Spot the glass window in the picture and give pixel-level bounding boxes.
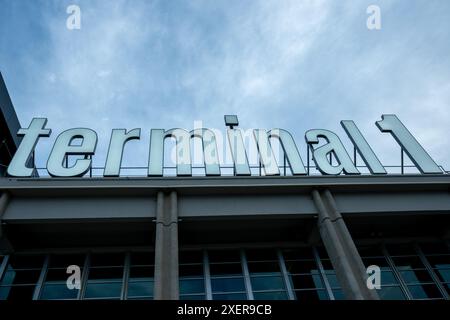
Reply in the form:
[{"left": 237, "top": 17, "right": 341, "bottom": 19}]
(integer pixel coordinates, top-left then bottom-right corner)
[
  {"left": 209, "top": 263, "right": 242, "bottom": 277},
  {"left": 180, "top": 279, "right": 204, "bottom": 295},
  {"left": 208, "top": 250, "right": 241, "bottom": 263},
  {"left": 40, "top": 283, "right": 78, "bottom": 300},
  {"left": 90, "top": 253, "right": 124, "bottom": 267},
  {"left": 399, "top": 269, "right": 433, "bottom": 284},
  {"left": 284, "top": 260, "right": 319, "bottom": 274},
  {"left": 179, "top": 251, "right": 203, "bottom": 264},
  {"left": 251, "top": 276, "right": 285, "bottom": 291},
  {"left": 408, "top": 284, "right": 442, "bottom": 299},
  {"left": 127, "top": 281, "right": 153, "bottom": 298},
  {"left": 282, "top": 248, "right": 314, "bottom": 261},
  {"left": 246, "top": 249, "right": 278, "bottom": 262},
  {"left": 212, "top": 293, "right": 247, "bottom": 300},
  {"left": 295, "top": 289, "right": 329, "bottom": 300},
  {"left": 0, "top": 285, "right": 36, "bottom": 300},
  {"left": 253, "top": 291, "right": 287, "bottom": 300},
  {"left": 48, "top": 254, "right": 85, "bottom": 269},
  {"left": 130, "top": 252, "right": 154, "bottom": 266},
  {"left": 211, "top": 277, "right": 245, "bottom": 292},
  {"left": 180, "top": 264, "right": 204, "bottom": 277},
  {"left": 84, "top": 282, "right": 122, "bottom": 299},
  {"left": 378, "top": 286, "right": 406, "bottom": 300},
  {"left": 290, "top": 273, "right": 324, "bottom": 290},
  {"left": 247, "top": 262, "right": 281, "bottom": 276},
  {"left": 180, "top": 294, "right": 205, "bottom": 300}
]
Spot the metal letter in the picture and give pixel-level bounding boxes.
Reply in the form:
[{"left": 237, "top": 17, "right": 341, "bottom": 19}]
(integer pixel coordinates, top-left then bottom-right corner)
[
  {"left": 253, "top": 129, "right": 280, "bottom": 176},
  {"left": 7, "top": 118, "right": 51, "bottom": 177},
  {"left": 191, "top": 129, "right": 220, "bottom": 176},
  {"left": 148, "top": 129, "right": 192, "bottom": 176},
  {"left": 268, "top": 129, "right": 307, "bottom": 175},
  {"left": 47, "top": 128, "right": 97, "bottom": 177},
  {"left": 341, "top": 120, "right": 386, "bottom": 174},
  {"left": 305, "top": 129, "right": 360, "bottom": 175},
  {"left": 227, "top": 129, "right": 251, "bottom": 176},
  {"left": 104, "top": 128, "right": 141, "bottom": 177},
  {"left": 375, "top": 114, "right": 442, "bottom": 174}
]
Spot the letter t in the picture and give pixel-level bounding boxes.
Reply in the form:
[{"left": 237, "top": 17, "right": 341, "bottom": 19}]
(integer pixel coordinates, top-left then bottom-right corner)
[{"left": 7, "top": 118, "right": 51, "bottom": 177}]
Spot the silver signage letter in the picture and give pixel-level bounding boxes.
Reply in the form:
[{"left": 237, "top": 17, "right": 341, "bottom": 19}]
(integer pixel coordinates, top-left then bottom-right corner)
[
  {"left": 7, "top": 118, "right": 51, "bottom": 177},
  {"left": 305, "top": 129, "right": 360, "bottom": 175},
  {"left": 253, "top": 129, "right": 279, "bottom": 176},
  {"left": 104, "top": 128, "right": 141, "bottom": 177},
  {"left": 148, "top": 129, "right": 192, "bottom": 176},
  {"left": 227, "top": 129, "right": 251, "bottom": 176},
  {"left": 47, "top": 128, "right": 97, "bottom": 177},
  {"left": 376, "top": 114, "right": 442, "bottom": 174},
  {"left": 191, "top": 128, "right": 220, "bottom": 176},
  {"left": 341, "top": 120, "right": 386, "bottom": 174},
  {"left": 268, "top": 129, "right": 307, "bottom": 175}
]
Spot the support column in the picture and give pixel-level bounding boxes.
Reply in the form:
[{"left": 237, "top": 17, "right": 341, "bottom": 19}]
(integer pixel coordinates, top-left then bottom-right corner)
[
  {"left": 154, "top": 191, "right": 179, "bottom": 300},
  {"left": 0, "top": 192, "right": 13, "bottom": 253},
  {"left": 312, "top": 189, "right": 379, "bottom": 300}
]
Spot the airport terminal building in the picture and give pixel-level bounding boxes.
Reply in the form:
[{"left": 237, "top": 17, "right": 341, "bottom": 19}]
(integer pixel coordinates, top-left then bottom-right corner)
[{"left": 0, "top": 72, "right": 449, "bottom": 301}]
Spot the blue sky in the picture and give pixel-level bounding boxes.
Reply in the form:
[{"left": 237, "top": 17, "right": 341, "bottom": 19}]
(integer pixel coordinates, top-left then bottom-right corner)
[{"left": 0, "top": 0, "right": 449, "bottom": 172}]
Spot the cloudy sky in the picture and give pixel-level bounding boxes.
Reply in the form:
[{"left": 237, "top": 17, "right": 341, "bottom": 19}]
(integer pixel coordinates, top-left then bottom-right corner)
[{"left": 0, "top": 0, "right": 449, "bottom": 173}]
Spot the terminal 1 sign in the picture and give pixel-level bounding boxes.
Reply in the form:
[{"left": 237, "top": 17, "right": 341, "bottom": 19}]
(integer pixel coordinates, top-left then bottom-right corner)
[{"left": 6, "top": 114, "right": 443, "bottom": 178}]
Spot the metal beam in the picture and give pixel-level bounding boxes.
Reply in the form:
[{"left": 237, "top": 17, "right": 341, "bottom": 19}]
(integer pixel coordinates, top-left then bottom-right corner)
[{"left": 312, "top": 189, "right": 379, "bottom": 300}]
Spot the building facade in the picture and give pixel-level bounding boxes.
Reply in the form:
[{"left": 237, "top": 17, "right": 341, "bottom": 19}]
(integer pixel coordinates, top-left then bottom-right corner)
[{"left": 0, "top": 73, "right": 449, "bottom": 301}]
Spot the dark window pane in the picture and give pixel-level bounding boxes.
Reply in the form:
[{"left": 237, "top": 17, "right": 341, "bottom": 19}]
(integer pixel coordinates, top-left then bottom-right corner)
[
  {"left": 246, "top": 249, "right": 278, "bottom": 262},
  {"left": 362, "top": 257, "right": 391, "bottom": 270},
  {"left": 400, "top": 270, "right": 433, "bottom": 284},
  {"left": 7, "top": 255, "right": 44, "bottom": 269},
  {"left": 357, "top": 245, "right": 384, "bottom": 258},
  {"left": 295, "top": 289, "right": 329, "bottom": 300},
  {"left": 290, "top": 273, "right": 324, "bottom": 290},
  {"left": 129, "top": 266, "right": 154, "bottom": 280},
  {"left": 326, "top": 273, "right": 341, "bottom": 288},
  {"left": 213, "top": 293, "right": 247, "bottom": 300},
  {"left": 211, "top": 277, "right": 245, "bottom": 292},
  {"left": 436, "top": 268, "right": 450, "bottom": 283},
  {"left": 209, "top": 263, "right": 242, "bottom": 276},
  {"left": 179, "top": 264, "right": 203, "bottom": 277},
  {"left": 380, "top": 271, "right": 399, "bottom": 285},
  {"left": 408, "top": 284, "right": 442, "bottom": 299},
  {"left": 426, "top": 255, "right": 450, "bottom": 269},
  {"left": 84, "top": 281, "right": 122, "bottom": 298},
  {"left": 419, "top": 243, "right": 450, "bottom": 255},
  {"left": 247, "top": 262, "right": 280, "bottom": 275},
  {"left": 284, "top": 260, "right": 319, "bottom": 274},
  {"left": 179, "top": 251, "right": 203, "bottom": 264},
  {"left": 208, "top": 250, "right": 241, "bottom": 263},
  {"left": 251, "top": 276, "right": 285, "bottom": 291},
  {"left": 1, "top": 270, "right": 41, "bottom": 285},
  {"left": 127, "top": 281, "right": 153, "bottom": 297},
  {"left": 0, "top": 285, "right": 36, "bottom": 300},
  {"left": 46, "top": 268, "right": 81, "bottom": 282},
  {"left": 282, "top": 248, "right": 314, "bottom": 260},
  {"left": 128, "top": 296, "right": 153, "bottom": 300},
  {"left": 378, "top": 286, "right": 406, "bottom": 300},
  {"left": 332, "top": 289, "right": 345, "bottom": 300},
  {"left": 49, "top": 254, "right": 85, "bottom": 269},
  {"left": 40, "top": 283, "right": 78, "bottom": 300},
  {"left": 253, "top": 291, "right": 287, "bottom": 300},
  {"left": 180, "top": 294, "right": 205, "bottom": 300},
  {"left": 320, "top": 259, "right": 335, "bottom": 273},
  {"left": 386, "top": 243, "right": 416, "bottom": 256},
  {"left": 90, "top": 253, "right": 124, "bottom": 267},
  {"left": 180, "top": 279, "right": 204, "bottom": 295},
  {"left": 88, "top": 267, "right": 123, "bottom": 281},
  {"left": 130, "top": 252, "right": 154, "bottom": 266},
  {"left": 392, "top": 256, "right": 425, "bottom": 270}
]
